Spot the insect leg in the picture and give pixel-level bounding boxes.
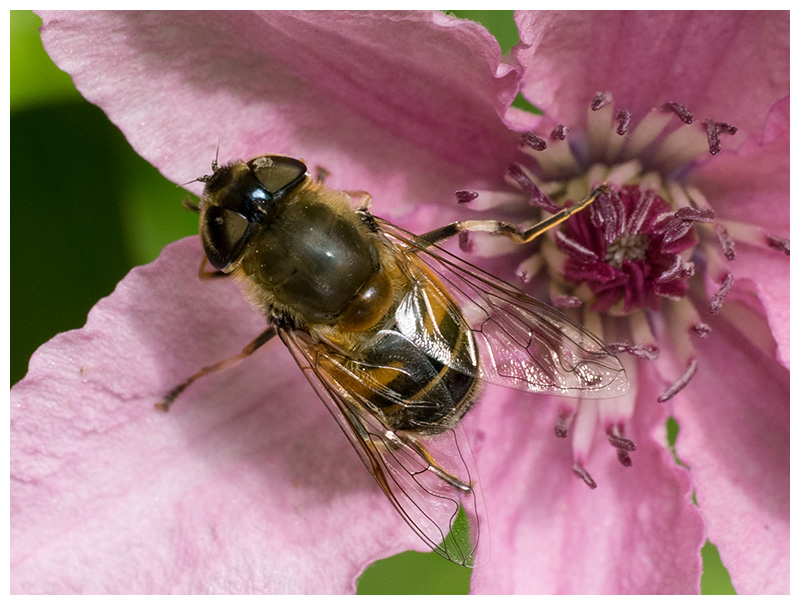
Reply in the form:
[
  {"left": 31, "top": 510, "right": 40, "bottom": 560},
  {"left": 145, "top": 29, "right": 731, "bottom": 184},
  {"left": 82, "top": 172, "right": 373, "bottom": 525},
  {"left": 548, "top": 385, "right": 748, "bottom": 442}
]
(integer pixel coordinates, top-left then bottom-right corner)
[
  {"left": 156, "top": 326, "right": 278, "bottom": 411},
  {"left": 390, "top": 431, "right": 473, "bottom": 493},
  {"left": 418, "top": 184, "right": 610, "bottom": 246}
]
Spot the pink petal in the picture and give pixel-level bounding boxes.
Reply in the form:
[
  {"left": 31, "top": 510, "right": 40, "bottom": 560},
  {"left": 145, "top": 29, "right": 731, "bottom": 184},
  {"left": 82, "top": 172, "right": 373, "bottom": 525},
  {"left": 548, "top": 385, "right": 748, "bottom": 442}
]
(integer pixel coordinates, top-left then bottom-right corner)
[
  {"left": 673, "top": 300, "right": 789, "bottom": 594},
  {"left": 515, "top": 11, "right": 789, "bottom": 139},
  {"left": 469, "top": 372, "right": 704, "bottom": 594},
  {"left": 11, "top": 239, "right": 420, "bottom": 594},
  {"left": 38, "top": 10, "right": 521, "bottom": 216}
]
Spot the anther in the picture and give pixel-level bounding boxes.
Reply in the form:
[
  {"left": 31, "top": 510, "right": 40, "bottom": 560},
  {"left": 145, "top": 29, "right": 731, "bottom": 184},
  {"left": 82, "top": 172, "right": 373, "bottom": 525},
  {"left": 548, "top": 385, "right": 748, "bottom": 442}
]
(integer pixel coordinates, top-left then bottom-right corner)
[
  {"left": 551, "top": 124, "right": 569, "bottom": 140},
  {"left": 572, "top": 462, "right": 597, "bottom": 489},
  {"left": 626, "top": 189, "right": 655, "bottom": 234},
  {"left": 608, "top": 342, "right": 659, "bottom": 360},
  {"left": 657, "top": 255, "right": 695, "bottom": 282},
  {"left": 703, "top": 119, "right": 738, "bottom": 155},
  {"left": 455, "top": 190, "right": 479, "bottom": 204},
  {"left": 616, "top": 109, "right": 632, "bottom": 135},
  {"left": 766, "top": 234, "right": 790, "bottom": 255},
  {"left": 606, "top": 425, "right": 636, "bottom": 467},
  {"left": 554, "top": 230, "right": 599, "bottom": 263},
  {"left": 662, "top": 102, "right": 694, "bottom": 124},
  {"left": 458, "top": 231, "right": 473, "bottom": 253},
  {"left": 716, "top": 225, "right": 737, "bottom": 261},
  {"left": 520, "top": 132, "right": 547, "bottom": 151},
  {"left": 710, "top": 273, "right": 734, "bottom": 314},
  {"left": 506, "top": 164, "right": 560, "bottom": 213},
  {"left": 657, "top": 358, "right": 698, "bottom": 402},
  {"left": 551, "top": 295, "right": 584, "bottom": 308},
  {"left": 674, "top": 207, "right": 716, "bottom": 222},
  {"left": 606, "top": 426, "right": 637, "bottom": 452},
  {"left": 691, "top": 323, "right": 711, "bottom": 338},
  {"left": 591, "top": 91, "right": 612, "bottom": 111},
  {"left": 555, "top": 408, "right": 574, "bottom": 438}
]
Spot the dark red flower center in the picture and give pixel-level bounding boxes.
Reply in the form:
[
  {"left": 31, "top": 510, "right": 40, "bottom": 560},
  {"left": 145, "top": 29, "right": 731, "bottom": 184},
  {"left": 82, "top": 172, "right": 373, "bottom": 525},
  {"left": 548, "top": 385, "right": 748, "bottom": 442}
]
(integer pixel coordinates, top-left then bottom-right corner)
[{"left": 556, "top": 185, "right": 705, "bottom": 314}]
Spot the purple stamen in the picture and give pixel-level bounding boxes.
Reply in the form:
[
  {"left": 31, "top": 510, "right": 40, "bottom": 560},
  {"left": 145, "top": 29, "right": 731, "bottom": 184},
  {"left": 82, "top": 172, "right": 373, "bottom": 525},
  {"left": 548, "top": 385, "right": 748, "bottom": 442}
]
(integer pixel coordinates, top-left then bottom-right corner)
[
  {"left": 657, "top": 358, "right": 698, "bottom": 402},
  {"left": 506, "top": 164, "right": 561, "bottom": 213},
  {"left": 691, "top": 323, "right": 711, "bottom": 338},
  {"left": 455, "top": 190, "right": 479, "bottom": 204},
  {"left": 591, "top": 91, "right": 612, "bottom": 111},
  {"left": 710, "top": 273, "right": 734, "bottom": 314},
  {"left": 554, "top": 230, "right": 599, "bottom": 263},
  {"left": 606, "top": 427, "right": 637, "bottom": 452},
  {"left": 662, "top": 102, "right": 694, "bottom": 124},
  {"left": 716, "top": 225, "right": 737, "bottom": 260},
  {"left": 573, "top": 462, "right": 597, "bottom": 489},
  {"left": 555, "top": 409, "right": 573, "bottom": 438},
  {"left": 658, "top": 255, "right": 695, "bottom": 282},
  {"left": 551, "top": 295, "right": 584, "bottom": 308},
  {"left": 766, "top": 234, "right": 790, "bottom": 255},
  {"left": 674, "top": 207, "right": 716, "bottom": 222},
  {"left": 458, "top": 231, "right": 473, "bottom": 253},
  {"left": 520, "top": 131, "right": 547, "bottom": 151},
  {"left": 616, "top": 108, "right": 632, "bottom": 135},
  {"left": 551, "top": 124, "right": 569, "bottom": 140},
  {"left": 626, "top": 189, "right": 655, "bottom": 234},
  {"left": 703, "top": 119, "right": 738, "bottom": 155},
  {"left": 608, "top": 342, "right": 659, "bottom": 360}
]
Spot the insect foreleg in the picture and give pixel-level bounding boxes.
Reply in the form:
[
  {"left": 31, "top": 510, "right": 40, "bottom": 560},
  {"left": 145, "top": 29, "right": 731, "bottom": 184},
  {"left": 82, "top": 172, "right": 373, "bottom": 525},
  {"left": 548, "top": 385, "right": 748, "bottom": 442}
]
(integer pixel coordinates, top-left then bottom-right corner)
[
  {"left": 417, "top": 184, "right": 610, "bottom": 247},
  {"left": 156, "top": 326, "right": 278, "bottom": 411}
]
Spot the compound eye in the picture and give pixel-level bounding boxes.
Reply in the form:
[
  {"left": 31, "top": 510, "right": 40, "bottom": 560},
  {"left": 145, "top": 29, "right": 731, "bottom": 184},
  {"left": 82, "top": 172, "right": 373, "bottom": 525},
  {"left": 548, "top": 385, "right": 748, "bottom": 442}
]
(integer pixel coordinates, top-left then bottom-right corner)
[
  {"left": 248, "top": 155, "right": 307, "bottom": 196},
  {"left": 200, "top": 206, "right": 250, "bottom": 271}
]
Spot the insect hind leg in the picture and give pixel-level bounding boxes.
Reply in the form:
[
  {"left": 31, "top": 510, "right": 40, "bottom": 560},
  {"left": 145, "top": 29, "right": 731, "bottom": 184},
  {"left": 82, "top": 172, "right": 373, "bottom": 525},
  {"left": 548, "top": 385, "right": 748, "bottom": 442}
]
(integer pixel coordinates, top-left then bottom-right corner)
[{"left": 418, "top": 184, "right": 610, "bottom": 247}]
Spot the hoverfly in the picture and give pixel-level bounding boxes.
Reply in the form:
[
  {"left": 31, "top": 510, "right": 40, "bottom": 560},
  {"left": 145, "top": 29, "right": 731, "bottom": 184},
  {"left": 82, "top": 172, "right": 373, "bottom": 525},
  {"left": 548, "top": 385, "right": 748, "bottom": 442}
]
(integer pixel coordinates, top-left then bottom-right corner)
[{"left": 158, "top": 154, "right": 628, "bottom": 566}]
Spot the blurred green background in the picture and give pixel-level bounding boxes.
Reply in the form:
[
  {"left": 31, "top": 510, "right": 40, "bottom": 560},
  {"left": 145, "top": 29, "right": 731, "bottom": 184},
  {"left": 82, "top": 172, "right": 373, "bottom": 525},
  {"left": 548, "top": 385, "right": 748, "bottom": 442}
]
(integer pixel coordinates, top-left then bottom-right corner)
[{"left": 10, "top": 9, "right": 735, "bottom": 595}]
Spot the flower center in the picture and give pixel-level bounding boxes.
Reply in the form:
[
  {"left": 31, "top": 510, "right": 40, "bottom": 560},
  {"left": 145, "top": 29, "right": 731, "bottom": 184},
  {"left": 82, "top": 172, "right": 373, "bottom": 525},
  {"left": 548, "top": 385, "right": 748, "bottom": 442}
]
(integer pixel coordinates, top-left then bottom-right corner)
[
  {"left": 605, "top": 232, "right": 649, "bottom": 266},
  {"left": 554, "top": 183, "right": 702, "bottom": 314}
]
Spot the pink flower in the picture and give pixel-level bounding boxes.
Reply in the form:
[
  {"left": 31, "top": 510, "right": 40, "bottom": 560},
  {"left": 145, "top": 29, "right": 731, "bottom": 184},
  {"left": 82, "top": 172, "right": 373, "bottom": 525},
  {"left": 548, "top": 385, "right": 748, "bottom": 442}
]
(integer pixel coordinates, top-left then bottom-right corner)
[{"left": 12, "top": 10, "right": 787, "bottom": 594}]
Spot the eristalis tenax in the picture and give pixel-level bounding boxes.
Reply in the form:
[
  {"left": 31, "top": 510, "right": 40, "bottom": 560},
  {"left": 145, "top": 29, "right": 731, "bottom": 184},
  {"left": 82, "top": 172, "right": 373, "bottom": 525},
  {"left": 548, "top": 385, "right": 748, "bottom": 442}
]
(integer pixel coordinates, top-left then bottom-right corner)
[{"left": 158, "top": 154, "right": 628, "bottom": 566}]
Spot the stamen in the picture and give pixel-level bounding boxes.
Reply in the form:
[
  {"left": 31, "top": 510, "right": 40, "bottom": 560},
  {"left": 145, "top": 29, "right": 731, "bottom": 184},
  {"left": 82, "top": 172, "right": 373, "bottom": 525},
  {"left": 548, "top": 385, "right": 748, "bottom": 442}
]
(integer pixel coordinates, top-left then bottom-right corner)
[
  {"left": 608, "top": 342, "right": 659, "bottom": 360},
  {"left": 716, "top": 224, "right": 737, "bottom": 260},
  {"left": 520, "top": 132, "right": 547, "bottom": 151},
  {"left": 662, "top": 102, "right": 694, "bottom": 124},
  {"left": 766, "top": 234, "right": 790, "bottom": 255},
  {"left": 626, "top": 189, "right": 655, "bottom": 234},
  {"left": 591, "top": 91, "right": 612, "bottom": 111},
  {"left": 555, "top": 408, "right": 574, "bottom": 438},
  {"left": 616, "top": 109, "right": 632, "bottom": 135},
  {"left": 551, "top": 295, "right": 583, "bottom": 308},
  {"left": 572, "top": 462, "right": 597, "bottom": 489},
  {"left": 516, "top": 255, "right": 543, "bottom": 284},
  {"left": 455, "top": 190, "right": 479, "bottom": 204},
  {"left": 506, "top": 164, "right": 560, "bottom": 213},
  {"left": 710, "top": 273, "right": 734, "bottom": 314},
  {"left": 654, "top": 214, "right": 691, "bottom": 245},
  {"left": 554, "top": 230, "right": 599, "bottom": 263},
  {"left": 657, "top": 255, "right": 695, "bottom": 282},
  {"left": 607, "top": 424, "right": 636, "bottom": 467},
  {"left": 657, "top": 358, "right": 698, "bottom": 402},
  {"left": 606, "top": 426, "right": 637, "bottom": 452},
  {"left": 674, "top": 206, "right": 716, "bottom": 222},
  {"left": 458, "top": 231, "right": 473, "bottom": 253},
  {"left": 691, "top": 323, "right": 711, "bottom": 338},
  {"left": 657, "top": 208, "right": 714, "bottom": 245},
  {"left": 551, "top": 124, "right": 569, "bottom": 140},
  {"left": 703, "top": 119, "right": 738, "bottom": 155}
]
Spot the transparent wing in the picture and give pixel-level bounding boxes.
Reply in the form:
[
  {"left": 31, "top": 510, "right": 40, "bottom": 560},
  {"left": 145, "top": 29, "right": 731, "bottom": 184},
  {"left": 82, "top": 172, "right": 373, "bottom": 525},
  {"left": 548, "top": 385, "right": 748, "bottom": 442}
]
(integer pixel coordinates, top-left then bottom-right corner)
[
  {"left": 278, "top": 327, "right": 484, "bottom": 567},
  {"left": 375, "top": 217, "right": 628, "bottom": 399}
]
